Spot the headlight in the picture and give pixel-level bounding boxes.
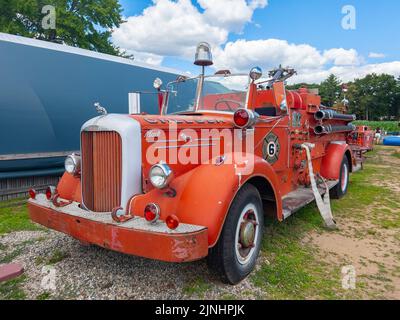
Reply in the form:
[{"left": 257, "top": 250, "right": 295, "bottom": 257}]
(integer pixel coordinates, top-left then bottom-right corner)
[
  {"left": 65, "top": 154, "right": 81, "bottom": 176},
  {"left": 149, "top": 162, "right": 173, "bottom": 189}
]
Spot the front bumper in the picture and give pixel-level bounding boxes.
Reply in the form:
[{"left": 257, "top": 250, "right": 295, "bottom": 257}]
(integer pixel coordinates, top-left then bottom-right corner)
[{"left": 28, "top": 195, "right": 208, "bottom": 262}]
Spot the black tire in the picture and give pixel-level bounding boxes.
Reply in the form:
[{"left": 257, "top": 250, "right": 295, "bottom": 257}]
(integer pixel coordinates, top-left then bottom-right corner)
[
  {"left": 207, "top": 184, "right": 264, "bottom": 285},
  {"left": 330, "top": 156, "right": 350, "bottom": 199}
]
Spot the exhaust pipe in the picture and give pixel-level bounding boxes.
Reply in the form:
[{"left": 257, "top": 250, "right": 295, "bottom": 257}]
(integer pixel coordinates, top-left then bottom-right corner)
[
  {"left": 314, "top": 123, "right": 356, "bottom": 135},
  {"left": 314, "top": 109, "right": 356, "bottom": 122}
]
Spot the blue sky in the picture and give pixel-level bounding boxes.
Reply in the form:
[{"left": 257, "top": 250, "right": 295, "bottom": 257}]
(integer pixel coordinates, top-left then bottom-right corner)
[{"left": 115, "top": 0, "right": 400, "bottom": 83}]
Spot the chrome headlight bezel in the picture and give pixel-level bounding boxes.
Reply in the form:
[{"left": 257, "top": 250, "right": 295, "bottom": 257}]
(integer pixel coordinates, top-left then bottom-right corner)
[
  {"left": 149, "top": 162, "right": 173, "bottom": 189},
  {"left": 65, "top": 154, "right": 81, "bottom": 176}
]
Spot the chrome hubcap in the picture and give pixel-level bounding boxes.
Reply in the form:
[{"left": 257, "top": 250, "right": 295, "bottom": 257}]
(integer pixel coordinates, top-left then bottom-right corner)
[
  {"left": 240, "top": 220, "right": 256, "bottom": 248},
  {"left": 235, "top": 204, "right": 260, "bottom": 265}
]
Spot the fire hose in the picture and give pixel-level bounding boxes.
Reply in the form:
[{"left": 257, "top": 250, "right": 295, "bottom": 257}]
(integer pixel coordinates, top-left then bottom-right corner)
[{"left": 301, "top": 143, "right": 338, "bottom": 230}]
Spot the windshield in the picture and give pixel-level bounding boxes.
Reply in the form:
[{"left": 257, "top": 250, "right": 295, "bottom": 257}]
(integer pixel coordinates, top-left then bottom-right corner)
[{"left": 164, "top": 75, "right": 249, "bottom": 114}]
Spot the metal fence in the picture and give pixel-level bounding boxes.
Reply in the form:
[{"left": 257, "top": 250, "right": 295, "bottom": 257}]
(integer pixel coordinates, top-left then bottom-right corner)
[{"left": 0, "top": 175, "right": 61, "bottom": 201}]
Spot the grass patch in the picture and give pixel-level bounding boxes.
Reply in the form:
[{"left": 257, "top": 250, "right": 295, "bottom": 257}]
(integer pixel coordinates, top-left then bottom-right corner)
[
  {"left": 392, "top": 151, "right": 400, "bottom": 159},
  {"left": 36, "top": 292, "right": 51, "bottom": 300},
  {"left": 252, "top": 214, "right": 345, "bottom": 300},
  {"left": 47, "top": 249, "right": 69, "bottom": 265},
  {"left": 0, "top": 247, "right": 24, "bottom": 264},
  {"left": 0, "top": 275, "right": 27, "bottom": 300},
  {"left": 0, "top": 203, "right": 42, "bottom": 235},
  {"left": 251, "top": 146, "right": 399, "bottom": 300},
  {"left": 183, "top": 277, "right": 211, "bottom": 298}
]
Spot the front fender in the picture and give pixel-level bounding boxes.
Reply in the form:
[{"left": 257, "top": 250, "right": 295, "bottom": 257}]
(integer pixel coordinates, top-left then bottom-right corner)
[
  {"left": 176, "top": 154, "right": 282, "bottom": 247},
  {"left": 320, "top": 143, "right": 352, "bottom": 180},
  {"left": 57, "top": 172, "right": 82, "bottom": 203}
]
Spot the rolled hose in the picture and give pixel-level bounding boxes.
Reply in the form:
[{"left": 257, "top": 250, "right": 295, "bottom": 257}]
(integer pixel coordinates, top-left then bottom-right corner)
[
  {"left": 314, "top": 109, "right": 356, "bottom": 122},
  {"left": 314, "top": 123, "right": 356, "bottom": 135}
]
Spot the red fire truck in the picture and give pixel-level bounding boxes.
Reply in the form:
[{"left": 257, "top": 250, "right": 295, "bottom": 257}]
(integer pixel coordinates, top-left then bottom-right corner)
[{"left": 28, "top": 43, "right": 371, "bottom": 284}]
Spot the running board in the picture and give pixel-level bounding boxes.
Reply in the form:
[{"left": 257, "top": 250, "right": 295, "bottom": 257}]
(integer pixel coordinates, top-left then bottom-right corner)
[{"left": 282, "top": 180, "right": 339, "bottom": 220}]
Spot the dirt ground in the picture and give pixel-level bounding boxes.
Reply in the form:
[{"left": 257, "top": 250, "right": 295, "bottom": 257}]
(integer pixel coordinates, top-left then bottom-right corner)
[
  {"left": 303, "top": 146, "right": 400, "bottom": 299},
  {"left": 0, "top": 146, "right": 399, "bottom": 300}
]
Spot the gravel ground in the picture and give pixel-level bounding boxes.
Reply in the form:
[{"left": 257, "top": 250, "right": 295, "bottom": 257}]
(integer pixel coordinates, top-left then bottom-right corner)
[{"left": 0, "top": 229, "right": 263, "bottom": 300}]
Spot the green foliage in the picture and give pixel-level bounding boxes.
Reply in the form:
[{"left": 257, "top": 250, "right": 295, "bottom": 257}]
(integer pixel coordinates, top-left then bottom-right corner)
[
  {"left": 291, "top": 73, "right": 400, "bottom": 121},
  {"left": 347, "top": 74, "right": 400, "bottom": 121},
  {"left": 354, "top": 121, "right": 399, "bottom": 133},
  {"left": 319, "top": 74, "right": 342, "bottom": 107},
  {"left": 286, "top": 83, "right": 320, "bottom": 91},
  {"left": 0, "top": 0, "right": 125, "bottom": 56}
]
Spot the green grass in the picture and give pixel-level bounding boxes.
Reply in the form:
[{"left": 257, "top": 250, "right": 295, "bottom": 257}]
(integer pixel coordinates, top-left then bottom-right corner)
[
  {"left": 251, "top": 146, "right": 399, "bottom": 299},
  {"left": 183, "top": 277, "right": 211, "bottom": 298},
  {"left": 354, "top": 121, "right": 399, "bottom": 133},
  {"left": 0, "top": 202, "right": 42, "bottom": 235},
  {"left": 252, "top": 211, "right": 346, "bottom": 300},
  {"left": 0, "top": 275, "right": 27, "bottom": 300},
  {"left": 36, "top": 292, "right": 51, "bottom": 300},
  {"left": 392, "top": 151, "right": 400, "bottom": 159},
  {"left": 47, "top": 249, "right": 69, "bottom": 264}
]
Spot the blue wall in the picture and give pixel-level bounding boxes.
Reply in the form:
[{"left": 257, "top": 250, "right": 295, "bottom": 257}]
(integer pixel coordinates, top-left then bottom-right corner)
[{"left": 0, "top": 37, "right": 180, "bottom": 175}]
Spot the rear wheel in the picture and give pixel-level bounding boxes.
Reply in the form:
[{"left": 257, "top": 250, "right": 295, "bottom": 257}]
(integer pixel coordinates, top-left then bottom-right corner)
[
  {"left": 207, "top": 184, "right": 264, "bottom": 285},
  {"left": 330, "top": 156, "right": 350, "bottom": 199}
]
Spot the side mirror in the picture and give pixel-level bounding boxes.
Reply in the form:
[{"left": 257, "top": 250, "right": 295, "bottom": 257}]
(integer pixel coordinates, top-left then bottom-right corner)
[
  {"left": 249, "top": 67, "right": 263, "bottom": 81},
  {"left": 153, "top": 78, "right": 163, "bottom": 90}
]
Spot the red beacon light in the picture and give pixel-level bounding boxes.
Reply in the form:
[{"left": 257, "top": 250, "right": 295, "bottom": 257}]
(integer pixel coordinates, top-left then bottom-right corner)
[
  {"left": 233, "top": 109, "right": 258, "bottom": 129},
  {"left": 28, "top": 189, "right": 36, "bottom": 199},
  {"left": 144, "top": 203, "right": 160, "bottom": 223}
]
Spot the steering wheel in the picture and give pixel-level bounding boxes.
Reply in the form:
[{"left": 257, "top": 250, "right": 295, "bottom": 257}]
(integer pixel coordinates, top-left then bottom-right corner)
[{"left": 214, "top": 99, "right": 245, "bottom": 112}]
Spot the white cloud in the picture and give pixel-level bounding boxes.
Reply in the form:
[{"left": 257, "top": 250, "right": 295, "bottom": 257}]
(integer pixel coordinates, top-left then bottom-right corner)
[
  {"left": 368, "top": 52, "right": 386, "bottom": 59},
  {"left": 213, "top": 39, "right": 326, "bottom": 72},
  {"left": 213, "top": 39, "right": 400, "bottom": 83},
  {"left": 112, "top": 0, "right": 228, "bottom": 62},
  {"left": 112, "top": 0, "right": 267, "bottom": 65},
  {"left": 323, "top": 48, "right": 361, "bottom": 66},
  {"left": 112, "top": 0, "right": 400, "bottom": 84},
  {"left": 198, "top": 0, "right": 267, "bottom": 32}
]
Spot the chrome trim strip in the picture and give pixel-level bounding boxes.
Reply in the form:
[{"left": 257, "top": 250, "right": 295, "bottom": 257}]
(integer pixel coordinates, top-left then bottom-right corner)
[
  {"left": 80, "top": 114, "right": 142, "bottom": 214},
  {"left": 0, "top": 151, "right": 78, "bottom": 161},
  {"left": 155, "top": 143, "right": 216, "bottom": 150}
]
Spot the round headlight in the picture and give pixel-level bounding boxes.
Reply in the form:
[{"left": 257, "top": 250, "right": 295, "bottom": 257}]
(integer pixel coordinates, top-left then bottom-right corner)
[
  {"left": 65, "top": 154, "right": 81, "bottom": 175},
  {"left": 149, "top": 163, "right": 173, "bottom": 189}
]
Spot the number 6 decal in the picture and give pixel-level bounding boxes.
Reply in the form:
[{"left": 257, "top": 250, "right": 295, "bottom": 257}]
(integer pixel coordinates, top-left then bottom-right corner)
[{"left": 263, "top": 133, "right": 280, "bottom": 164}]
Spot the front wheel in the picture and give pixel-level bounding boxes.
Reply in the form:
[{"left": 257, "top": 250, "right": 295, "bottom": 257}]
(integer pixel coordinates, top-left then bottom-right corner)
[
  {"left": 207, "top": 184, "right": 264, "bottom": 285},
  {"left": 330, "top": 156, "right": 350, "bottom": 199}
]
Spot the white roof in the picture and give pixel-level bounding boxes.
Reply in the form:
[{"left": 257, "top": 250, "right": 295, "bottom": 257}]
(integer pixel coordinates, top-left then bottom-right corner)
[{"left": 0, "top": 32, "right": 182, "bottom": 75}]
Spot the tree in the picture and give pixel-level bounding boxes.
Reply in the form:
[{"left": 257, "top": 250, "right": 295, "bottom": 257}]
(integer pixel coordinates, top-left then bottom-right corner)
[
  {"left": 286, "top": 83, "right": 320, "bottom": 91},
  {"left": 347, "top": 73, "right": 400, "bottom": 120},
  {"left": 0, "top": 0, "right": 126, "bottom": 56},
  {"left": 319, "top": 74, "right": 342, "bottom": 107}
]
